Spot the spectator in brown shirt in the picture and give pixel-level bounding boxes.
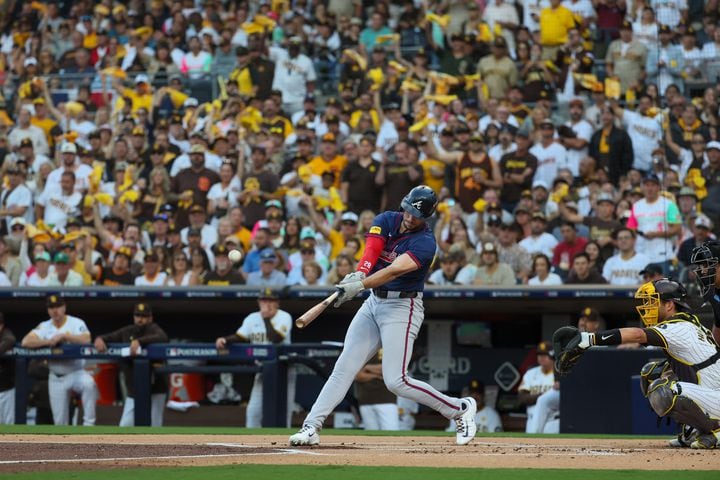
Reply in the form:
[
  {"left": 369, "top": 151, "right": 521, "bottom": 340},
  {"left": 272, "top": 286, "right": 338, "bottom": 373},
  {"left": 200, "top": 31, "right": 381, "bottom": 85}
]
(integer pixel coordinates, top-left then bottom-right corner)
[{"left": 171, "top": 144, "right": 220, "bottom": 229}]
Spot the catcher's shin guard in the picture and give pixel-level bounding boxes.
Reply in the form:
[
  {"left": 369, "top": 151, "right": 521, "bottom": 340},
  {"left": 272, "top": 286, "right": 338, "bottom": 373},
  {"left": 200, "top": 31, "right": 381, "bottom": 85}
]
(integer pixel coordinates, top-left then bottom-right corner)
[
  {"left": 640, "top": 360, "right": 671, "bottom": 397},
  {"left": 647, "top": 378, "right": 719, "bottom": 434}
]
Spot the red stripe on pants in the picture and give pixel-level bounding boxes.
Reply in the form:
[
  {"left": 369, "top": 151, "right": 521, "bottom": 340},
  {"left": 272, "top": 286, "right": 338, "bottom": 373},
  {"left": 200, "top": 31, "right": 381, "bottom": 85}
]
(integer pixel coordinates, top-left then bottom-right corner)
[{"left": 401, "top": 298, "right": 459, "bottom": 411}]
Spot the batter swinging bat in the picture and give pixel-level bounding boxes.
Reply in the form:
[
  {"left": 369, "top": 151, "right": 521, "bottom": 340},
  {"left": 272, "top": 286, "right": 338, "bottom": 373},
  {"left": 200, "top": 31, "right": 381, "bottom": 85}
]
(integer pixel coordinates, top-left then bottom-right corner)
[{"left": 295, "top": 291, "right": 339, "bottom": 329}]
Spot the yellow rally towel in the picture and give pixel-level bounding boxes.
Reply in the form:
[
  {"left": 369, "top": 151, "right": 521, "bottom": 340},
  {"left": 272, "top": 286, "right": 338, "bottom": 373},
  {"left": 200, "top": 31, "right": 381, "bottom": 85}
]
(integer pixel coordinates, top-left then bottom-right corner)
[
  {"left": 473, "top": 198, "right": 487, "bottom": 213},
  {"left": 425, "top": 13, "right": 450, "bottom": 28}
]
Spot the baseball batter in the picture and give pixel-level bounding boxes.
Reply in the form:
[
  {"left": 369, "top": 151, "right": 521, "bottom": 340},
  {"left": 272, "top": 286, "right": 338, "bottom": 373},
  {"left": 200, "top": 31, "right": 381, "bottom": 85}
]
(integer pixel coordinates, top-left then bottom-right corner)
[
  {"left": 21, "top": 295, "right": 98, "bottom": 425},
  {"left": 215, "top": 288, "right": 295, "bottom": 428},
  {"left": 289, "top": 186, "right": 478, "bottom": 446},
  {"left": 554, "top": 279, "right": 720, "bottom": 448},
  {"left": 94, "top": 302, "right": 169, "bottom": 427},
  {"left": 0, "top": 313, "right": 15, "bottom": 424}
]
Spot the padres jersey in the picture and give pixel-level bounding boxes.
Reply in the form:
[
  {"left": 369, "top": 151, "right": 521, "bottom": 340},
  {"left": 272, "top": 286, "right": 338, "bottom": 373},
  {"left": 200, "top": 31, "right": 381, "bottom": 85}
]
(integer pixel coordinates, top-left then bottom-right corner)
[
  {"left": 366, "top": 211, "right": 437, "bottom": 292},
  {"left": 645, "top": 312, "right": 720, "bottom": 389},
  {"left": 236, "top": 310, "right": 293, "bottom": 345},
  {"left": 518, "top": 365, "right": 555, "bottom": 429},
  {"left": 32, "top": 316, "right": 90, "bottom": 375}
]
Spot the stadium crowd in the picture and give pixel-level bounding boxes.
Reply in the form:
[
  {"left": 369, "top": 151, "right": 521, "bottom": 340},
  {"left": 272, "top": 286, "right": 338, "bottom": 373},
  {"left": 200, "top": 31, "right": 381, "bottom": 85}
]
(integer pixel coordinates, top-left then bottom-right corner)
[{"left": 0, "top": 0, "right": 718, "bottom": 289}]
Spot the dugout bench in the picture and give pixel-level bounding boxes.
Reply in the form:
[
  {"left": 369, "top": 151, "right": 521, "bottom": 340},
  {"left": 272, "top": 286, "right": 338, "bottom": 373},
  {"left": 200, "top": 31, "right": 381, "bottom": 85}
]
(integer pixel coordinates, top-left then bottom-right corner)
[{"left": 9, "top": 342, "right": 343, "bottom": 427}]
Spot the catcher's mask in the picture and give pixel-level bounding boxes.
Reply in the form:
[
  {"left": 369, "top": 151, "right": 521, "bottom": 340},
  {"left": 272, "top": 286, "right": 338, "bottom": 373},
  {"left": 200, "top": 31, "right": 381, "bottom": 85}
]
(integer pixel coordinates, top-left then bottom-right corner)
[
  {"left": 690, "top": 241, "right": 720, "bottom": 299},
  {"left": 635, "top": 279, "right": 690, "bottom": 327}
]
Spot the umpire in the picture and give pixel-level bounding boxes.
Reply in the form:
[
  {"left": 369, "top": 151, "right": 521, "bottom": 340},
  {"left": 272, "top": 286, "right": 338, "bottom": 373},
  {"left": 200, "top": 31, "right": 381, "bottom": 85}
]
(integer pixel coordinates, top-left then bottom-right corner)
[
  {"left": 94, "top": 303, "right": 168, "bottom": 427},
  {"left": 0, "top": 313, "right": 15, "bottom": 424}
]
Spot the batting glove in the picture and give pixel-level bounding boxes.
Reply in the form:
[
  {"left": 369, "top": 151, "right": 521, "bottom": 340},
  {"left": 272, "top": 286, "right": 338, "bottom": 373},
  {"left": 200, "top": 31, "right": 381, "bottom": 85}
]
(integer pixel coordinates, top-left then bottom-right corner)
[
  {"left": 339, "top": 271, "right": 366, "bottom": 284},
  {"left": 334, "top": 280, "right": 365, "bottom": 307}
]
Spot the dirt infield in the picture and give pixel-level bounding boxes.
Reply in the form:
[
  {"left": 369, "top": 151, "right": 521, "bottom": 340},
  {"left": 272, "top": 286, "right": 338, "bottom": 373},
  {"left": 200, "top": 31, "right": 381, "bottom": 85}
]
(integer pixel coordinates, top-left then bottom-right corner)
[{"left": 0, "top": 434, "right": 718, "bottom": 473}]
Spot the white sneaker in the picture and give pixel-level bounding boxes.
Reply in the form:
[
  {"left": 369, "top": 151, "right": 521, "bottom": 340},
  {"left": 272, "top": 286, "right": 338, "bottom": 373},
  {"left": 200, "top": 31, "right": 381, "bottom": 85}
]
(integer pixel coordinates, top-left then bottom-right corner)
[
  {"left": 454, "top": 397, "right": 477, "bottom": 445},
  {"left": 289, "top": 424, "right": 320, "bottom": 446}
]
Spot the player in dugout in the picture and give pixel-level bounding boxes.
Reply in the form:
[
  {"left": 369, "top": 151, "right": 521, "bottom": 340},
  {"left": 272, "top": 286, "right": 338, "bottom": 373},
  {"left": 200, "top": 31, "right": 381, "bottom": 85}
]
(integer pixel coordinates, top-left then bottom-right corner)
[{"left": 94, "top": 302, "right": 169, "bottom": 427}]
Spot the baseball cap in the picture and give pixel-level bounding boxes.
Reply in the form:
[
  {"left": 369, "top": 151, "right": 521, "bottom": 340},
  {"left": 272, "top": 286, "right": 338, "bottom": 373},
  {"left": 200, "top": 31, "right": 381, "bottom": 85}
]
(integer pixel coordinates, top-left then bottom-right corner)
[
  {"left": 53, "top": 252, "right": 70, "bottom": 264},
  {"left": 189, "top": 144, "right": 205, "bottom": 154},
  {"left": 537, "top": 340, "right": 552, "bottom": 356},
  {"left": 341, "top": 212, "right": 359, "bottom": 224},
  {"left": 639, "top": 263, "right": 663, "bottom": 276},
  {"left": 695, "top": 214, "right": 713, "bottom": 230},
  {"left": 134, "top": 73, "right": 150, "bottom": 85},
  {"left": 24, "top": 57, "right": 38, "bottom": 67},
  {"left": 677, "top": 186, "right": 697, "bottom": 198},
  {"left": 564, "top": 201, "right": 579, "bottom": 212},
  {"left": 60, "top": 142, "right": 77, "bottom": 154},
  {"left": 259, "top": 248, "right": 277, "bottom": 262},
  {"left": 531, "top": 212, "right": 547, "bottom": 221},
  {"left": 322, "top": 132, "right": 336, "bottom": 142},
  {"left": 267, "top": 211, "right": 284, "bottom": 221},
  {"left": 579, "top": 307, "right": 602, "bottom": 322},
  {"left": 486, "top": 214, "right": 502, "bottom": 226},
  {"left": 35, "top": 251, "right": 51, "bottom": 262},
  {"left": 642, "top": 173, "right": 661, "bottom": 184},
  {"left": 658, "top": 24, "right": 671, "bottom": 34},
  {"left": 153, "top": 213, "right": 169, "bottom": 222},
  {"left": 183, "top": 98, "right": 199, "bottom": 108},
  {"left": 116, "top": 246, "right": 133, "bottom": 259},
  {"left": 296, "top": 134, "right": 312, "bottom": 144},
  {"left": 259, "top": 287, "right": 279, "bottom": 300},
  {"left": 467, "top": 379, "right": 484, "bottom": 394},
  {"left": 187, "top": 227, "right": 202, "bottom": 237},
  {"left": 300, "top": 226, "right": 316, "bottom": 240},
  {"left": 300, "top": 240, "right": 315, "bottom": 253},
  {"left": 19, "top": 138, "right": 33, "bottom": 148},
  {"left": 188, "top": 204, "right": 205, "bottom": 214},
  {"left": 132, "top": 126, "right": 145, "bottom": 136},
  {"left": 212, "top": 244, "right": 229, "bottom": 256},
  {"left": 46, "top": 294, "right": 66, "bottom": 308},
  {"left": 596, "top": 193, "right": 614, "bottom": 204},
  {"left": 480, "top": 242, "right": 497, "bottom": 254},
  {"left": 706, "top": 141, "right": 720, "bottom": 152},
  {"left": 134, "top": 302, "right": 152, "bottom": 316},
  {"left": 539, "top": 118, "right": 554, "bottom": 128},
  {"left": 620, "top": 20, "right": 633, "bottom": 30},
  {"left": 265, "top": 199, "right": 283, "bottom": 209},
  {"left": 532, "top": 180, "right": 549, "bottom": 191}
]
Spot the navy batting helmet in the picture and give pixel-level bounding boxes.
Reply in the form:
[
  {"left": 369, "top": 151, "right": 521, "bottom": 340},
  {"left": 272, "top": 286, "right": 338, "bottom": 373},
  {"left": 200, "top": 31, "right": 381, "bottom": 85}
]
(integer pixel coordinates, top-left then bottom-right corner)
[{"left": 400, "top": 186, "right": 438, "bottom": 219}]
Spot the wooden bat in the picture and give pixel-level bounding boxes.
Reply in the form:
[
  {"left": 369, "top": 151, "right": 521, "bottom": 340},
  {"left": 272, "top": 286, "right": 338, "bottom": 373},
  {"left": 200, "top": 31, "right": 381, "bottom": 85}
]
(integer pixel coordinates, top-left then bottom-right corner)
[{"left": 295, "top": 291, "right": 339, "bottom": 329}]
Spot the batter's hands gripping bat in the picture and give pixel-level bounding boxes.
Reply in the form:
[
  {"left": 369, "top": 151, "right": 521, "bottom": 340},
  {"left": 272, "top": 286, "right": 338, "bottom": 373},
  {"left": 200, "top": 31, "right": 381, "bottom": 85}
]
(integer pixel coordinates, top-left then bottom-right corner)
[{"left": 295, "top": 291, "right": 339, "bottom": 329}]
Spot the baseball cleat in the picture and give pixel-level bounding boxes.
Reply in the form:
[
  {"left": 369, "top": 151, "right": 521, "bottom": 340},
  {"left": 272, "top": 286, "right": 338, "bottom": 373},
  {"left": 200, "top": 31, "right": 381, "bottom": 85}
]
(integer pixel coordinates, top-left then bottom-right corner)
[
  {"left": 690, "top": 430, "right": 720, "bottom": 449},
  {"left": 289, "top": 424, "right": 320, "bottom": 446},
  {"left": 454, "top": 397, "right": 477, "bottom": 445},
  {"left": 669, "top": 425, "right": 696, "bottom": 448}
]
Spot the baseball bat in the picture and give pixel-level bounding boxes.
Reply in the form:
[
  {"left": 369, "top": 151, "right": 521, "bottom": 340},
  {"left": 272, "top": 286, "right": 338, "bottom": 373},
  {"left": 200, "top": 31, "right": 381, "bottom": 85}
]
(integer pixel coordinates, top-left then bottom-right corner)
[{"left": 295, "top": 291, "right": 339, "bottom": 329}]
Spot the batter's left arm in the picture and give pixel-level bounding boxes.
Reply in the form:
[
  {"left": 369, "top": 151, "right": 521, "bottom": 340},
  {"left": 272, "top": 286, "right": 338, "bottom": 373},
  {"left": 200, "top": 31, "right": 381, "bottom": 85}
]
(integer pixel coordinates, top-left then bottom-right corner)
[{"left": 361, "top": 253, "right": 419, "bottom": 290}]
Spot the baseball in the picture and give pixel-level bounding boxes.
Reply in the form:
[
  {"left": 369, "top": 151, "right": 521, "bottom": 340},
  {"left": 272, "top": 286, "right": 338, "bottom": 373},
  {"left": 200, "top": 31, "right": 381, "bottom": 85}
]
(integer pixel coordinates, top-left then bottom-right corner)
[{"left": 228, "top": 249, "right": 243, "bottom": 263}]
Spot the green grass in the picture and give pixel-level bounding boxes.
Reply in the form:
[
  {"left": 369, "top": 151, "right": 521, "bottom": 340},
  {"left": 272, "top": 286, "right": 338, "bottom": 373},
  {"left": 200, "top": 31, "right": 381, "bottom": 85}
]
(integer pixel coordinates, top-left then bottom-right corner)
[
  {"left": 0, "top": 424, "right": 667, "bottom": 439},
  {"left": 3, "top": 465, "right": 719, "bottom": 480}
]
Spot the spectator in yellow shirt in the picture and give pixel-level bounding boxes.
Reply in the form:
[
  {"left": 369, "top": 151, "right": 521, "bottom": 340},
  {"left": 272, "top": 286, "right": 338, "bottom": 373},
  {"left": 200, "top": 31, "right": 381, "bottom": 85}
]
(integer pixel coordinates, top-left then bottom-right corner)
[
  {"left": 307, "top": 133, "right": 348, "bottom": 188},
  {"left": 113, "top": 74, "right": 153, "bottom": 114},
  {"left": 539, "top": 0, "right": 575, "bottom": 59}
]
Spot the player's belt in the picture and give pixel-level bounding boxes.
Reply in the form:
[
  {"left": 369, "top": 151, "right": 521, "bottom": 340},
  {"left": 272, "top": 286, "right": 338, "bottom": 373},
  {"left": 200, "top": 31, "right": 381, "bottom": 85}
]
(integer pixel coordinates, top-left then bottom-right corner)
[
  {"left": 372, "top": 289, "right": 421, "bottom": 299},
  {"left": 693, "top": 350, "right": 720, "bottom": 371}
]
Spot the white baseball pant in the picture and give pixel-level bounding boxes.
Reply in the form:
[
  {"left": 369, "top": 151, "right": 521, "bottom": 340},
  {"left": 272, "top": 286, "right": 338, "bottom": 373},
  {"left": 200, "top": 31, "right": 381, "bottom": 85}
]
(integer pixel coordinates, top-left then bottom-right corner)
[
  {"left": 245, "top": 366, "right": 297, "bottom": 428},
  {"left": 676, "top": 382, "right": 720, "bottom": 419},
  {"left": 119, "top": 394, "right": 167, "bottom": 427},
  {"left": 359, "top": 403, "right": 400, "bottom": 430},
  {"left": 0, "top": 388, "right": 14, "bottom": 424},
  {"left": 303, "top": 294, "right": 465, "bottom": 430},
  {"left": 49, "top": 370, "right": 98, "bottom": 426},
  {"left": 526, "top": 388, "right": 560, "bottom": 434}
]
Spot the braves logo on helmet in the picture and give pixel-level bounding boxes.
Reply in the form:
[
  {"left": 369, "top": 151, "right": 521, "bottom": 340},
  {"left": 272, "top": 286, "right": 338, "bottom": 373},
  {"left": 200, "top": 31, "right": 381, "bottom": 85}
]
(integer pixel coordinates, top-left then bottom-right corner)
[{"left": 401, "top": 185, "right": 438, "bottom": 219}]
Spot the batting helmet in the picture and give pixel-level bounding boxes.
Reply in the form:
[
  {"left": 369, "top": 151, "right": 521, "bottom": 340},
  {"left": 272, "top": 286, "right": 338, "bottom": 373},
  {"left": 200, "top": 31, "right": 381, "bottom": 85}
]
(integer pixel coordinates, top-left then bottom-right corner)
[
  {"left": 635, "top": 279, "right": 690, "bottom": 327},
  {"left": 400, "top": 186, "right": 438, "bottom": 219},
  {"left": 690, "top": 241, "right": 720, "bottom": 299}
]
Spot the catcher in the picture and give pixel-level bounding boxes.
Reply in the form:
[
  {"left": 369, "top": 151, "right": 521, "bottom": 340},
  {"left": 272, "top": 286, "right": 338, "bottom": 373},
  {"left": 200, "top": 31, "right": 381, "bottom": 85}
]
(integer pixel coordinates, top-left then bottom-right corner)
[{"left": 552, "top": 278, "right": 720, "bottom": 449}]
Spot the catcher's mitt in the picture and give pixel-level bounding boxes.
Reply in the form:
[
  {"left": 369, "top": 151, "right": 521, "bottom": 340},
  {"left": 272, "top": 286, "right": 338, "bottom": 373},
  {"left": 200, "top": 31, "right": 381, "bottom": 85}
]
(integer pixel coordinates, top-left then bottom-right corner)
[{"left": 552, "top": 326, "right": 585, "bottom": 375}]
